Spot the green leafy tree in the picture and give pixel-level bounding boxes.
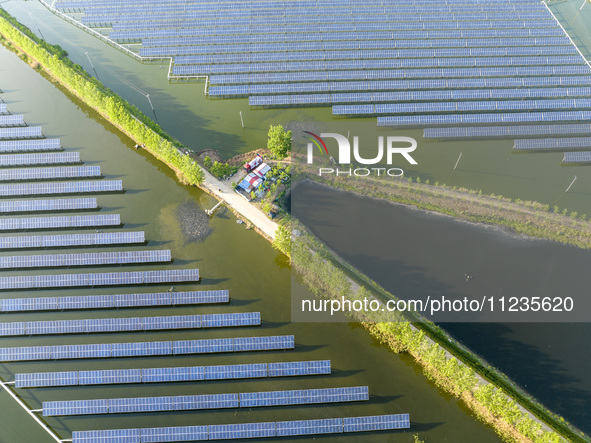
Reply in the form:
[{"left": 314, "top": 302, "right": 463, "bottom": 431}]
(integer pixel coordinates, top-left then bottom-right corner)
[
  {"left": 267, "top": 125, "right": 292, "bottom": 159},
  {"left": 210, "top": 161, "right": 232, "bottom": 179},
  {"left": 272, "top": 225, "right": 292, "bottom": 257},
  {"left": 203, "top": 156, "right": 212, "bottom": 169}
]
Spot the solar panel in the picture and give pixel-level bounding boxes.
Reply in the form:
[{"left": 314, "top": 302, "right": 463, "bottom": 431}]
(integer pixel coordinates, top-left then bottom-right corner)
[
  {"left": 0, "top": 180, "right": 122, "bottom": 196},
  {"left": 563, "top": 151, "right": 591, "bottom": 163},
  {"left": 304, "top": 386, "right": 369, "bottom": 404},
  {"left": 0, "top": 139, "right": 61, "bottom": 153},
  {"left": 142, "top": 366, "right": 204, "bottom": 383},
  {"left": 0, "top": 198, "right": 97, "bottom": 214},
  {"left": 201, "top": 312, "right": 261, "bottom": 328},
  {"left": 0, "top": 166, "right": 101, "bottom": 181},
  {"left": 43, "top": 399, "right": 109, "bottom": 416},
  {"left": 0, "top": 214, "right": 120, "bottom": 232},
  {"left": 110, "top": 396, "right": 175, "bottom": 414},
  {"left": 0, "top": 127, "right": 43, "bottom": 140},
  {"left": 112, "top": 341, "right": 172, "bottom": 357},
  {"left": 173, "top": 338, "right": 234, "bottom": 354},
  {"left": 0, "top": 268, "right": 198, "bottom": 290},
  {"left": 514, "top": 137, "right": 591, "bottom": 151},
  {"left": 233, "top": 335, "right": 295, "bottom": 351},
  {"left": 208, "top": 422, "right": 276, "bottom": 440},
  {"left": 171, "top": 289, "right": 229, "bottom": 305},
  {"left": 174, "top": 393, "right": 239, "bottom": 410},
  {"left": 344, "top": 413, "right": 411, "bottom": 432},
  {"left": 268, "top": 360, "right": 331, "bottom": 377},
  {"left": 204, "top": 363, "right": 267, "bottom": 380},
  {"left": 79, "top": 369, "right": 142, "bottom": 385},
  {"left": 15, "top": 371, "right": 78, "bottom": 388},
  {"left": 72, "top": 429, "right": 140, "bottom": 443},
  {"left": 276, "top": 418, "right": 343, "bottom": 436},
  {"left": 378, "top": 111, "right": 591, "bottom": 127},
  {"left": 424, "top": 124, "right": 591, "bottom": 139},
  {"left": 239, "top": 389, "right": 305, "bottom": 407},
  {"left": 0, "top": 152, "right": 78, "bottom": 166},
  {"left": 140, "top": 426, "right": 208, "bottom": 442},
  {"left": 142, "top": 315, "right": 201, "bottom": 330}
]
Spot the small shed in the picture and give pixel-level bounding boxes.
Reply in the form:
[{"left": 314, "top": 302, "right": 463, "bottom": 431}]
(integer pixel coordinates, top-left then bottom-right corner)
[
  {"left": 238, "top": 172, "right": 263, "bottom": 192},
  {"left": 244, "top": 154, "right": 263, "bottom": 172},
  {"left": 253, "top": 162, "right": 271, "bottom": 178}
]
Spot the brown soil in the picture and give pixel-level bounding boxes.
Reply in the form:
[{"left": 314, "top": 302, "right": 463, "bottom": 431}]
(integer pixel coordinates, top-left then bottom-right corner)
[
  {"left": 194, "top": 148, "right": 223, "bottom": 164},
  {"left": 227, "top": 148, "right": 273, "bottom": 167}
]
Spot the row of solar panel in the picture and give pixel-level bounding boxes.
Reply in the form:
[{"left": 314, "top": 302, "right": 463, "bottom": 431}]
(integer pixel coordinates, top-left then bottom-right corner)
[
  {"left": 335, "top": 98, "right": 591, "bottom": 116},
  {"left": 0, "top": 214, "right": 119, "bottom": 231},
  {"left": 0, "top": 127, "right": 43, "bottom": 139},
  {"left": 85, "top": 11, "right": 552, "bottom": 27},
  {"left": 71, "top": 413, "right": 410, "bottom": 442},
  {"left": 563, "top": 151, "right": 591, "bottom": 163},
  {"left": 212, "top": 78, "right": 591, "bottom": 96},
  {"left": 109, "top": 20, "right": 559, "bottom": 41},
  {"left": 0, "top": 249, "right": 170, "bottom": 270},
  {"left": 0, "top": 268, "right": 199, "bottom": 290},
  {"left": 249, "top": 88, "right": 591, "bottom": 107},
  {"left": 514, "top": 137, "right": 591, "bottom": 151},
  {"left": 141, "top": 28, "right": 565, "bottom": 48},
  {"left": 15, "top": 360, "right": 331, "bottom": 388},
  {"left": 423, "top": 124, "right": 591, "bottom": 138},
  {"left": 109, "top": 12, "right": 555, "bottom": 33},
  {"left": 74, "top": 3, "right": 546, "bottom": 16},
  {"left": 58, "top": 0, "right": 539, "bottom": 5},
  {"left": 173, "top": 57, "right": 587, "bottom": 76},
  {"left": 0, "top": 197, "right": 97, "bottom": 213},
  {"left": 175, "top": 46, "right": 577, "bottom": 65},
  {"left": 0, "top": 152, "right": 79, "bottom": 166},
  {"left": 0, "top": 139, "right": 61, "bottom": 153},
  {"left": 0, "top": 115, "right": 25, "bottom": 127},
  {"left": 43, "top": 386, "right": 368, "bottom": 416},
  {"left": 377, "top": 111, "right": 591, "bottom": 127},
  {"left": 0, "top": 290, "right": 229, "bottom": 312},
  {"left": 210, "top": 66, "right": 590, "bottom": 84},
  {"left": 0, "top": 231, "right": 144, "bottom": 250},
  {"left": 0, "top": 104, "right": 6, "bottom": 114},
  {"left": 140, "top": 37, "right": 573, "bottom": 57},
  {"left": 0, "top": 335, "right": 294, "bottom": 361},
  {"left": 0, "top": 166, "right": 101, "bottom": 181},
  {"left": 0, "top": 180, "right": 122, "bottom": 196},
  {"left": 0, "top": 312, "right": 258, "bottom": 337}
]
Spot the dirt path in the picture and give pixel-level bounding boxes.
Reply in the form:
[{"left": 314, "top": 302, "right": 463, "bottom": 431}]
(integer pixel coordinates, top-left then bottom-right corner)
[{"left": 200, "top": 169, "right": 279, "bottom": 240}]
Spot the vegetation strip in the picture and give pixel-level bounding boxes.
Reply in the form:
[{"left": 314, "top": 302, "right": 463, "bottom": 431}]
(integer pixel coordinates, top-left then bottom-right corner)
[
  {"left": 0, "top": 9, "right": 203, "bottom": 186},
  {"left": 294, "top": 160, "right": 591, "bottom": 250}
]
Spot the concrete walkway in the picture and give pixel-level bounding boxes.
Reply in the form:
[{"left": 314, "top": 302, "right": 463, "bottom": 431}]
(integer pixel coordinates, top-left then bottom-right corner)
[{"left": 200, "top": 169, "right": 279, "bottom": 240}]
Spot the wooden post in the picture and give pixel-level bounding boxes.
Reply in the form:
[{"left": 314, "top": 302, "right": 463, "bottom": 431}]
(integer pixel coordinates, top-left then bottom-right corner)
[
  {"left": 565, "top": 176, "right": 577, "bottom": 193},
  {"left": 453, "top": 152, "right": 462, "bottom": 170},
  {"left": 240, "top": 111, "right": 244, "bottom": 128}
]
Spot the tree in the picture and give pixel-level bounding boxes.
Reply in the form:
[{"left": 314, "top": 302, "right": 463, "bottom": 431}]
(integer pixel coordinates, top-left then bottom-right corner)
[
  {"left": 267, "top": 124, "right": 292, "bottom": 159},
  {"left": 272, "top": 225, "right": 292, "bottom": 257}
]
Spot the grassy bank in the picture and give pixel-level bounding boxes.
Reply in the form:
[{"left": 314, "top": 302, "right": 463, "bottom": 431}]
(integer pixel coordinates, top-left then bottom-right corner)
[
  {"left": 0, "top": 9, "right": 203, "bottom": 186},
  {"left": 289, "top": 222, "right": 585, "bottom": 442},
  {"left": 293, "top": 159, "right": 591, "bottom": 250}
]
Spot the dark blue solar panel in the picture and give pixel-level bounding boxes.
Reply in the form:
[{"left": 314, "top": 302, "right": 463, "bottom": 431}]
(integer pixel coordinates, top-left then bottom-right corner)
[
  {"left": 344, "top": 413, "right": 411, "bottom": 432},
  {"left": 140, "top": 426, "right": 208, "bottom": 442},
  {"left": 142, "top": 366, "right": 205, "bottom": 383},
  {"left": 15, "top": 371, "right": 78, "bottom": 388},
  {"left": 208, "top": 422, "right": 276, "bottom": 440},
  {"left": 276, "top": 418, "right": 343, "bottom": 436},
  {"left": 73, "top": 429, "right": 140, "bottom": 443},
  {"left": 204, "top": 363, "right": 267, "bottom": 380}
]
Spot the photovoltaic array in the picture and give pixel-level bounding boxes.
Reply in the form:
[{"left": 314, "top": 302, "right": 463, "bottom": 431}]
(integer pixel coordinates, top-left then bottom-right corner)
[
  {"left": 52, "top": 0, "right": 591, "bottom": 130},
  {"left": 0, "top": 87, "right": 410, "bottom": 440},
  {"left": 15, "top": 360, "right": 331, "bottom": 388},
  {"left": 71, "top": 414, "right": 410, "bottom": 442}
]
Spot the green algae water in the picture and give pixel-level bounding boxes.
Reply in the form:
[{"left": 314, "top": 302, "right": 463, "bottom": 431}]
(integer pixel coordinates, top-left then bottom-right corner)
[{"left": 0, "top": 32, "right": 502, "bottom": 443}]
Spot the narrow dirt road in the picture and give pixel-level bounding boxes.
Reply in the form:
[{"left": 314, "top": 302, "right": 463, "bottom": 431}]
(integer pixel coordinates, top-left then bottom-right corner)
[{"left": 200, "top": 169, "right": 279, "bottom": 240}]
